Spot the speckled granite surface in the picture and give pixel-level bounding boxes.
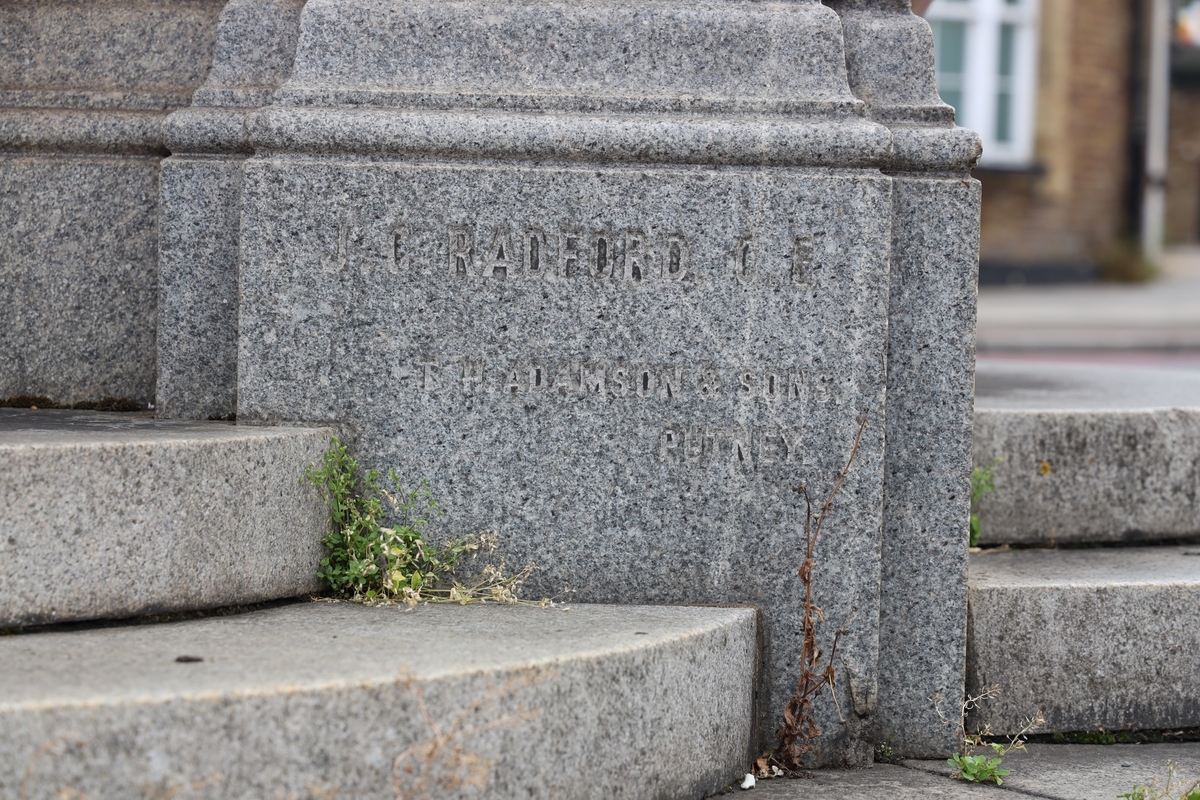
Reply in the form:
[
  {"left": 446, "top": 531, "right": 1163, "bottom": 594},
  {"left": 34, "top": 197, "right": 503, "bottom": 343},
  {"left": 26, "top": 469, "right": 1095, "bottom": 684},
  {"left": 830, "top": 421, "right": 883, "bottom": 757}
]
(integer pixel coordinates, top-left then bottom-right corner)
[
  {"left": 828, "top": 0, "right": 981, "bottom": 759},
  {"left": 0, "top": 0, "right": 225, "bottom": 405},
  {"left": 967, "top": 546, "right": 1200, "bottom": 734},
  {"left": 0, "top": 409, "right": 330, "bottom": 627},
  {"left": 0, "top": 602, "right": 756, "bottom": 799},
  {"left": 974, "top": 360, "right": 1200, "bottom": 545},
  {"left": 228, "top": 0, "right": 906, "bottom": 767},
  {"left": 157, "top": 0, "right": 306, "bottom": 420}
]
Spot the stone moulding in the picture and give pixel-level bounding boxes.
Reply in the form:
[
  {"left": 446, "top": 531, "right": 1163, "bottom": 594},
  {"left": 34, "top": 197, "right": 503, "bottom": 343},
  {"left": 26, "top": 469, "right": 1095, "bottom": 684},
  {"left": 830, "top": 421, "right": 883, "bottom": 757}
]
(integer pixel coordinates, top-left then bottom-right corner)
[
  {"left": 239, "top": 109, "right": 982, "bottom": 171},
  {"left": 0, "top": 0, "right": 228, "bottom": 155},
  {"left": 163, "top": 106, "right": 255, "bottom": 154},
  {"left": 886, "top": 124, "right": 982, "bottom": 174},
  {"left": 165, "top": 115, "right": 984, "bottom": 177},
  {"left": 243, "top": 108, "right": 894, "bottom": 166},
  {"left": 0, "top": 109, "right": 169, "bottom": 156}
]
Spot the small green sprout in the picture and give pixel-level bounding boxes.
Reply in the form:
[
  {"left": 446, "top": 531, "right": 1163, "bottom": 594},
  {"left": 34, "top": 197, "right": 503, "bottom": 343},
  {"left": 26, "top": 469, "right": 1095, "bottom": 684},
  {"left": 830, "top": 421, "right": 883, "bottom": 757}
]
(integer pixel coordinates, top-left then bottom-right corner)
[
  {"left": 948, "top": 750, "right": 1010, "bottom": 785},
  {"left": 940, "top": 685, "right": 1042, "bottom": 787},
  {"left": 1120, "top": 762, "right": 1200, "bottom": 800},
  {"left": 970, "top": 456, "right": 1001, "bottom": 547}
]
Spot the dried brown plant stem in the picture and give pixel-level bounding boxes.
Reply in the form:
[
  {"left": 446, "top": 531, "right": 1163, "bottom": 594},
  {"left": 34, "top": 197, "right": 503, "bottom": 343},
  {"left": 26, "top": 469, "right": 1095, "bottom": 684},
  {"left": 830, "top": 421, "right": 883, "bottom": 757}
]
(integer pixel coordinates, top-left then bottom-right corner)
[
  {"left": 775, "top": 409, "right": 869, "bottom": 772},
  {"left": 392, "top": 674, "right": 541, "bottom": 800}
]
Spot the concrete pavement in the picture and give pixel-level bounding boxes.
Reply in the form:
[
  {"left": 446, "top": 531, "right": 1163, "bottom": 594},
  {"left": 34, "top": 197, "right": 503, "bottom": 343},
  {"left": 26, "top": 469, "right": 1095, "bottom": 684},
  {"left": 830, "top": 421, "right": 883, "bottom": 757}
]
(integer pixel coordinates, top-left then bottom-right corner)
[{"left": 722, "top": 743, "right": 1200, "bottom": 799}]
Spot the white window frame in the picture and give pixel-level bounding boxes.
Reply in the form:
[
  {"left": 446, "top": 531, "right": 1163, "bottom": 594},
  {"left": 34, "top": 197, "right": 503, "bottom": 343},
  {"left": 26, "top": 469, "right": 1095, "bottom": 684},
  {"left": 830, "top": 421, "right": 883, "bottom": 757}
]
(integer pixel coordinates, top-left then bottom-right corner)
[{"left": 925, "top": 0, "right": 1042, "bottom": 168}]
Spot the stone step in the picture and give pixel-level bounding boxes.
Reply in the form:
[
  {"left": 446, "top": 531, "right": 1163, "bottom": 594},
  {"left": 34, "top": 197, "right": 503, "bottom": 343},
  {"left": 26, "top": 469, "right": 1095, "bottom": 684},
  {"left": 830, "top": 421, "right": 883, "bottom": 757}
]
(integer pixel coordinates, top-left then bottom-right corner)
[
  {"left": 973, "top": 359, "right": 1200, "bottom": 545},
  {"left": 0, "top": 601, "right": 756, "bottom": 799},
  {"left": 966, "top": 546, "right": 1200, "bottom": 735},
  {"left": 0, "top": 409, "right": 332, "bottom": 627}
]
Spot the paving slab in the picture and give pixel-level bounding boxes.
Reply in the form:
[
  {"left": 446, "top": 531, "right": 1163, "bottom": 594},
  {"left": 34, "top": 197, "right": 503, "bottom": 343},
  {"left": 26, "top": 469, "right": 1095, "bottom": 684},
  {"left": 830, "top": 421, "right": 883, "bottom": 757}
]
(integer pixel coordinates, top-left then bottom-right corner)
[
  {"left": 0, "top": 601, "right": 756, "bottom": 800},
  {"left": 737, "top": 764, "right": 1009, "bottom": 798},
  {"left": 967, "top": 547, "right": 1200, "bottom": 734},
  {"left": 906, "top": 743, "right": 1200, "bottom": 800},
  {"left": 0, "top": 409, "right": 331, "bottom": 626},
  {"left": 973, "top": 359, "right": 1200, "bottom": 544}
]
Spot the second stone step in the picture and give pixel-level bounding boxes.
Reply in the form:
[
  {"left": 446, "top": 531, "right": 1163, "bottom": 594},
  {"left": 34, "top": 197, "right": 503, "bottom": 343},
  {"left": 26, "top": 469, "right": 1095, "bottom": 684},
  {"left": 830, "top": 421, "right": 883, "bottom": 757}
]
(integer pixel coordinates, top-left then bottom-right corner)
[
  {"left": 973, "top": 359, "right": 1200, "bottom": 546},
  {"left": 0, "top": 409, "right": 331, "bottom": 627}
]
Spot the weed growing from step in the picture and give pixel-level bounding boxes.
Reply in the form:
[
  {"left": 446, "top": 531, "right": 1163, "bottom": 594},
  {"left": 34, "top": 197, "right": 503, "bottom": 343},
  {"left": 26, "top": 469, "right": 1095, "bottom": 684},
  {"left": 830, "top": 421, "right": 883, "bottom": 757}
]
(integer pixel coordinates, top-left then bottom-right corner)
[
  {"left": 305, "top": 438, "right": 544, "bottom": 606},
  {"left": 947, "top": 751, "right": 1009, "bottom": 784},
  {"left": 1050, "top": 729, "right": 1128, "bottom": 745},
  {"left": 874, "top": 739, "right": 898, "bottom": 764},
  {"left": 754, "top": 410, "right": 868, "bottom": 777},
  {"left": 970, "top": 457, "right": 1001, "bottom": 547},
  {"left": 936, "top": 684, "right": 1044, "bottom": 786},
  {"left": 1121, "top": 762, "right": 1200, "bottom": 800}
]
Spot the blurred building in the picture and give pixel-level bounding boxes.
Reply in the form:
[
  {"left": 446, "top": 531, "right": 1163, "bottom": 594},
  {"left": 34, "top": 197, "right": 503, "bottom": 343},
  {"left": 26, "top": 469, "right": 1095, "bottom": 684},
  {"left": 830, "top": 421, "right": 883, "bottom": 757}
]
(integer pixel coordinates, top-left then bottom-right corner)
[
  {"left": 1171, "top": 4, "right": 1200, "bottom": 245},
  {"left": 921, "top": 0, "right": 1199, "bottom": 283}
]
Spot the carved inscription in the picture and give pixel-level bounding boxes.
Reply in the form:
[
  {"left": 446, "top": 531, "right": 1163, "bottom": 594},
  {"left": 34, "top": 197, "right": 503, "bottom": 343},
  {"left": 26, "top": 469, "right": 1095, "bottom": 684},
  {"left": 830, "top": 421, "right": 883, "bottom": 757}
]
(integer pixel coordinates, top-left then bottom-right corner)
[
  {"left": 658, "top": 426, "right": 805, "bottom": 467},
  {"left": 400, "top": 358, "right": 817, "bottom": 403},
  {"left": 435, "top": 225, "right": 690, "bottom": 282},
  {"left": 386, "top": 222, "right": 825, "bottom": 284}
]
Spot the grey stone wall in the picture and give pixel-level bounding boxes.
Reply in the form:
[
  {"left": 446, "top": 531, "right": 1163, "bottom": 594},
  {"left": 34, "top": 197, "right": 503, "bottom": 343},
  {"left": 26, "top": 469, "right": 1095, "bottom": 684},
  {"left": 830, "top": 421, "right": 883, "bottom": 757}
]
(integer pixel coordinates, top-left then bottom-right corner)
[
  {"left": 157, "top": 0, "right": 306, "bottom": 420},
  {"left": 238, "top": 160, "right": 892, "bottom": 765},
  {"left": 0, "top": 0, "right": 225, "bottom": 405},
  {"left": 3, "top": 0, "right": 983, "bottom": 765},
  {"left": 229, "top": 0, "right": 907, "bottom": 766},
  {"left": 827, "top": 0, "right": 982, "bottom": 759}
]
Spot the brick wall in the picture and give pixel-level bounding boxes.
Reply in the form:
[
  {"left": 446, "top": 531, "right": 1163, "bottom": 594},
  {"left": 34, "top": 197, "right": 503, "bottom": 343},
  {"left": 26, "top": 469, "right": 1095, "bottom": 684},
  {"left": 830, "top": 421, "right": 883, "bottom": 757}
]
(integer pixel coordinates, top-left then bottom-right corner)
[
  {"left": 1167, "top": 85, "right": 1200, "bottom": 243},
  {"left": 977, "top": 0, "right": 1135, "bottom": 275}
]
